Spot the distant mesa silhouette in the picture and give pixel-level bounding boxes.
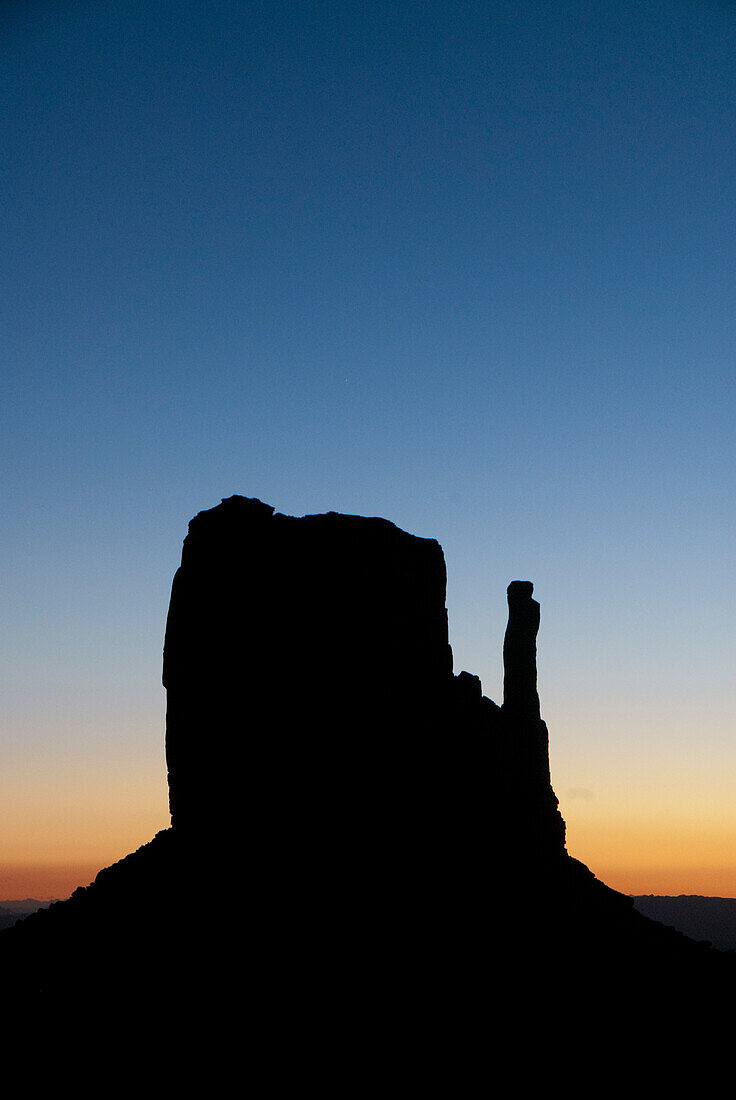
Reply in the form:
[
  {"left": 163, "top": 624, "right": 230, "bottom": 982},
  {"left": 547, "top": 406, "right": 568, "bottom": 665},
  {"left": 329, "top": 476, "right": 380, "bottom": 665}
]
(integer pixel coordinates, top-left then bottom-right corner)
[{"left": 3, "top": 496, "right": 734, "bottom": 1040}]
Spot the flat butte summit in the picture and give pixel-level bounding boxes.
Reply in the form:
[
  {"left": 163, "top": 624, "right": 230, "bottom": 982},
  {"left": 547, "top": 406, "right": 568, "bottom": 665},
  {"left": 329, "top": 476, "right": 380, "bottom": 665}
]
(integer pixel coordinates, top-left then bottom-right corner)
[{"left": 4, "top": 496, "right": 734, "bottom": 1057}]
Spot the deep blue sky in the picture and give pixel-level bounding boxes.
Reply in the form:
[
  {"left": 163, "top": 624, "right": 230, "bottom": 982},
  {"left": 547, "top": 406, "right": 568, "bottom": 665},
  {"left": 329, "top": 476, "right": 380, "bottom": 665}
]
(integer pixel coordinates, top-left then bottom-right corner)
[{"left": 3, "top": 0, "right": 736, "bottom": 893}]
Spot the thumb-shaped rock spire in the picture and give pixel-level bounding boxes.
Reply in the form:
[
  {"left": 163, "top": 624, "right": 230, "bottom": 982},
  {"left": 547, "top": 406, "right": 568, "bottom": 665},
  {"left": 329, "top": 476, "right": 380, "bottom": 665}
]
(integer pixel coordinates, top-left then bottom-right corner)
[
  {"left": 500, "top": 580, "right": 566, "bottom": 858},
  {"left": 503, "top": 580, "right": 541, "bottom": 717}
]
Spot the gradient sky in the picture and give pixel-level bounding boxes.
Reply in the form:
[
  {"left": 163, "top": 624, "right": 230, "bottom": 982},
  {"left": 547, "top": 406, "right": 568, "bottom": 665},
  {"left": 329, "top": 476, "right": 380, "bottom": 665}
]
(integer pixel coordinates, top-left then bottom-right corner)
[{"left": 2, "top": 0, "right": 736, "bottom": 899}]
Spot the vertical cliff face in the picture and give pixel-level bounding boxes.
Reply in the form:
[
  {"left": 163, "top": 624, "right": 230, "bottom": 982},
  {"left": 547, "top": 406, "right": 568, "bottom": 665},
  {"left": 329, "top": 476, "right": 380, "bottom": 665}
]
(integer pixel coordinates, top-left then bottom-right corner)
[{"left": 163, "top": 495, "right": 454, "bottom": 838}]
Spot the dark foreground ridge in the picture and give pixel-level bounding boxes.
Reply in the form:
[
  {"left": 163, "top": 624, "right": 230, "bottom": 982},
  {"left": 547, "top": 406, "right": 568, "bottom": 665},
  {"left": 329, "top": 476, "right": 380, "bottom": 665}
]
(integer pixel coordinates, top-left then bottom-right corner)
[{"left": 4, "top": 497, "right": 734, "bottom": 1047}]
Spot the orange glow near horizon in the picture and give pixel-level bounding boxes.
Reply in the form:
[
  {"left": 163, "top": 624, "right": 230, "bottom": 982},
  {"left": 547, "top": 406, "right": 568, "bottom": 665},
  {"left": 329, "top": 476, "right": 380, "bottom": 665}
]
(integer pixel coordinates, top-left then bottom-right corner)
[
  {"left": 3, "top": 841, "right": 736, "bottom": 904},
  {"left": 4, "top": 856, "right": 736, "bottom": 903},
  {"left": 0, "top": 753, "right": 170, "bottom": 900},
  {"left": 561, "top": 807, "right": 736, "bottom": 898},
  {"left": 0, "top": 863, "right": 108, "bottom": 901},
  {"left": 2, "top": 738, "right": 734, "bottom": 901},
  {"left": 596, "top": 865, "right": 736, "bottom": 898}
]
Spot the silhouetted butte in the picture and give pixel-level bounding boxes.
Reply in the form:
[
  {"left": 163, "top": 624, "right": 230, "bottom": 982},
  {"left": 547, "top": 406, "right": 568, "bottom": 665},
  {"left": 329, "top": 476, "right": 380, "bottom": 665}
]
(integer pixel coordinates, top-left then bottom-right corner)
[{"left": 3, "top": 496, "right": 733, "bottom": 1046}]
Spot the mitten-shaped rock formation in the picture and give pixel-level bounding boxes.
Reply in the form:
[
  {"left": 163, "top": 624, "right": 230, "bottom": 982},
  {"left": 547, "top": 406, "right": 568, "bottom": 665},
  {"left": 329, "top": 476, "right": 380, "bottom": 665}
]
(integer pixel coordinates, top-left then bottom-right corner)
[
  {"left": 162, "top": 497, "right": 565, "bottom": 882},
  {"left": 160, "top": 496, "right": 567, "bottom": 990},
  {"left": 6, "top": 495, "right": 732, "bottom": 1034}
]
